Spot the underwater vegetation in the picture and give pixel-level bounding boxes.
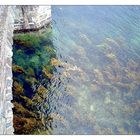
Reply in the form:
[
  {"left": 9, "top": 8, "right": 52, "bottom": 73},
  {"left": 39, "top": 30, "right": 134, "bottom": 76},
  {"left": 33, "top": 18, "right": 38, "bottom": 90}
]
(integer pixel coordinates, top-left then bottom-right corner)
[
  {"left": 49, "top": 6, "right": 140, "bottom": 134},
  {"left": 13, "top": 30, "right": 140, "bottom": 135},
  {"left": 12, "top": 28, "right": 57, "bottom": 134},
  {"left": 50, "top": 34, "right": 140, "bottom": 134},
  {"left": 12, "top": 6, "right": 140, "bottom": 135},
  {"left": 12, "top": 29, "right": 140, "bottom": 135}
]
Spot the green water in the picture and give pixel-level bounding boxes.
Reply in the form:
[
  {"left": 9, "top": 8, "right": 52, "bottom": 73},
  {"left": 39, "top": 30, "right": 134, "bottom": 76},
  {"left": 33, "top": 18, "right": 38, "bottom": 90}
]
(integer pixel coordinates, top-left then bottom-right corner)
[{"left": 13, "top": 6, "right": 140, "bottom": 134}]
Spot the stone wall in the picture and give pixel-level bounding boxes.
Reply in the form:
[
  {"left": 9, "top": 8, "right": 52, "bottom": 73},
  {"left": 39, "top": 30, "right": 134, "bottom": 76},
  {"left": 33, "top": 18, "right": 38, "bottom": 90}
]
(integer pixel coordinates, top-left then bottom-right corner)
[
  {"left": 0, "top": 6, "right": 14, "bottom": 134},
  {"left": 14, "top": 6, "right": 51, "bottom": 31},
  {"left": 0, "top": 5, "right": 51, "bottom": 134}
]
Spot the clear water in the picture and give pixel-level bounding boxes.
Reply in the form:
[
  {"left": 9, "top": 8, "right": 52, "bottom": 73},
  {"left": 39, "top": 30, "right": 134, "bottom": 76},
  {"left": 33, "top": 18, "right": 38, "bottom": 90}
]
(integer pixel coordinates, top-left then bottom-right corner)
[
  {"left": 46, "top": 6, "right": 140, "bottom": 134},
  {"left": 13, "top": 6, "right": 140, "bottom": 134}
]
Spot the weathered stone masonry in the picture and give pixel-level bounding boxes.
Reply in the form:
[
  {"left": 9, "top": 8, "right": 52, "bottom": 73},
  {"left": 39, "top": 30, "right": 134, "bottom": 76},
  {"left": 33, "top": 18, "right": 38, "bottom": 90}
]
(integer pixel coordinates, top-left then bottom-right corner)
[
  {"left": 0, "top": 6, "right": 15, "bottom": 134},
  {"left": 0, "top": 5, "right": 51, "bottom": 134}
]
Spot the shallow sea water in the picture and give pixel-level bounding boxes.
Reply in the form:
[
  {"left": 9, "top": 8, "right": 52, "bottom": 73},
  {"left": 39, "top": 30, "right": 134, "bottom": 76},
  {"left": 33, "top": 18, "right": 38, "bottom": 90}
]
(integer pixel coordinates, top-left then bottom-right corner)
[
  {"left": 48, "top": 6, "right": 140, "bottom": 134},
  {"left": 13, "top": 6, "right": 140, "bottom": 134}
]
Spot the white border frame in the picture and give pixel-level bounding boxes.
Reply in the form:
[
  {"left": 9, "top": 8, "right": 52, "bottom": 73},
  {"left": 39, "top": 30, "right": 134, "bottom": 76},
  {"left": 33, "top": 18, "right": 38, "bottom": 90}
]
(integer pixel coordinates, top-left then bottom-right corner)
[
  {"left": 0, "top": 0, "right": 140, "bottom": 5},
  {"left": 0, "top": 0, "right": 140, "bottom": 139}
]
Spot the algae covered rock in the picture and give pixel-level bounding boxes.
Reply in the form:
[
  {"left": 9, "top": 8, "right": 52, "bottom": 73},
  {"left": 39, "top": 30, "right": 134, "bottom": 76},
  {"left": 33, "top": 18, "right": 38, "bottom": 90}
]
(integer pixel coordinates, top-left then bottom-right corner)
[
  {"left": 13, "top": 29, "right": 55, "bottom": 134},
  {"left": 13, "top": 102, "right": 36, "bottom": 118},
  {"left": 32, "top": 94, "right": 43, "bottom": 105},
  {"left": 13, "top": 65, "right": 25, "bottom": 74},
  {"left": 24, "top": 77, "right": 38, "bottom": 93},
  {"left": 42, "top": 66, "right": 53, "bottom": 79},
  {"left": 37, "top": 85, "right": 48, "bottom": 95},
  {"left": 51, "top": 58, "right": 61, "bottom": 66},
  {"left": 13, "top": 115, "right": 44, "bottom": 134},
  {"left": 44, "top": 45, "right": 56, "bottom": 57},
  {"left": 20, "top": 95, "right": 34, "bottom": 109},
  {"left": 13, "top": 33, "right": 41, "bottom": 48},
  {"left": 13, "top": 81, "right": 24, "bottom": 95},
  {"left": 26, "top": 68, "right": 35, "bottom": 77}
]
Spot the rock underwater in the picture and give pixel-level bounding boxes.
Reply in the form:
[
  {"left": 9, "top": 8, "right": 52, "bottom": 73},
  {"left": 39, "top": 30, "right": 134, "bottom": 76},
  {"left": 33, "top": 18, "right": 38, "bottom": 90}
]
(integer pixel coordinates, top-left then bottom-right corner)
[{"left": 12, "top": 29, "right": 56, "bottom": 134}]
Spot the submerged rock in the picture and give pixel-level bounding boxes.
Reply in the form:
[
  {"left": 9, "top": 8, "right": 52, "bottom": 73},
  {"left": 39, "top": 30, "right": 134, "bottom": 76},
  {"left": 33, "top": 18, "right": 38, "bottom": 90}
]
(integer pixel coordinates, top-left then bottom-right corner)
[
  {"left": 13, "top": 115, "right": 43, "bottom": 134},
  {"left": 13, "top": 65, "right": 24, "bottom": 74},
  {"left": 13, "top": 81, "right": 24, "bottom": 95},
  {"left": 20, "top": 95, "right": 34, "bottom": 109},
  {"left": 106, "top": 53, "right": 116, "bottom": 61},
  {"left": 13, "top": 33, "right": 41, "bottom": 48},
  {"left": 45, "top": 45, "right": 56, "bottom": 55},
  {"left": 42, "top": 66, "right": 53, "bottom": 79},
  {"left": 37, "top": 85, "right": 48, "bottom": 95},
  {"left": 13, "top": 102, "right": 36, "bottom": 118},
  {"left": 13, "top": 30, "right": 55, "bottom": 134},
  {"left": 51, "top": 58, "right": 61, "bottom": 66},
  {"left": 32, "top": 94, "right": 44, "bottom": 105},
  {"left": 25, "top": 77, "right": 38, "bottom": 85},
  {"left": 26, "top": 68, "right": 35, "bottom": 77}
]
